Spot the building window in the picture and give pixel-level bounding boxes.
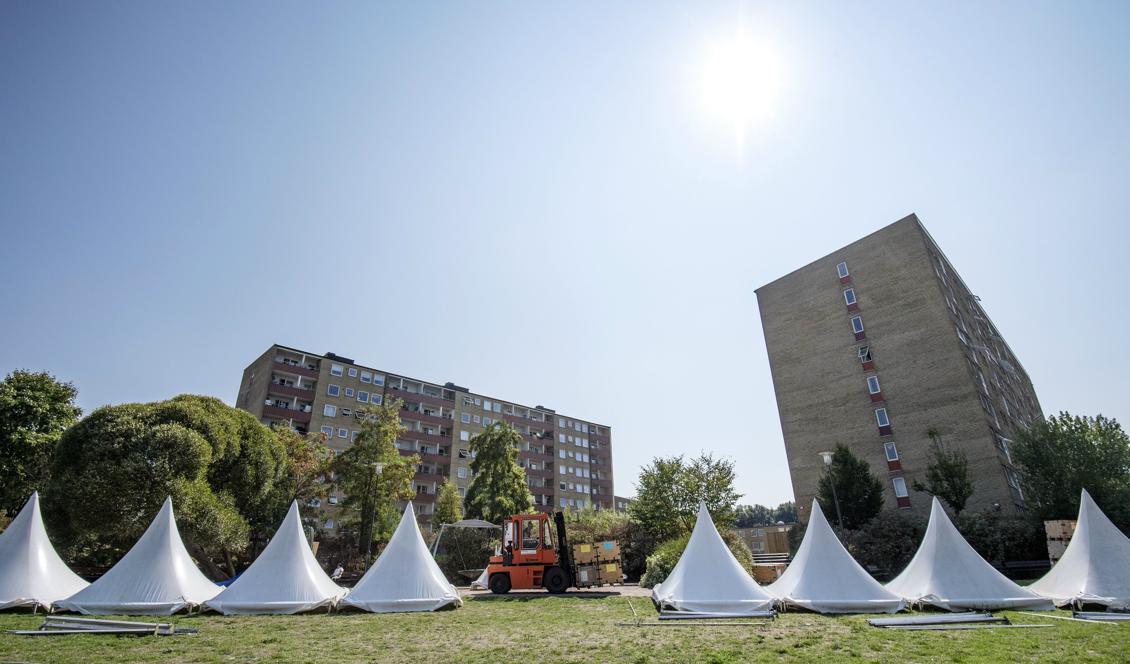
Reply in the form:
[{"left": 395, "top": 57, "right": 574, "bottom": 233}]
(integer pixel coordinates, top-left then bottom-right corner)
[
  {"left": 867, "top": 376, "right": 881, "bottom": 394},
  {"left": 843, "top": 288, "right": 857, "bottom": 306},
  {"left": 358, "top": 391, "right": 368, "bottom": 402},
  {"left": 323, "top": 404, "right": 337, "bottom": 417},
  {"left": 460, "top": 431, "right": 470, "bottom": 441},
  {"left": 892, "top": 477, "right": 909, "bottom": 498},
  {"left": 457, "top": 467, "right": 468, "bottom": 479},
  {"left": 850, "top": 316, "right": 864, "bottom": 334},
  {"left": 836, "top": 261, "right": 849, "bottom": 278},
  {"left": 337, "top": 428, "right": 347, "bottom": 439},
  {"left": 370, "top": 394, "right": 382, "bottom": 405},
  {"left": 326, "top": 384, "right": 339, "bottom": 397},
  {"left": 483, "top": 400, "right": 491, "bottom": 411},
  {"left": 458, "top": 487, "right": 466, "bottom": 497},
  {"left": 347, "top": 368, "right": 358, "bottom": 378},
  {"left": 373, "top": 374, "right": 385, "bottom": 386},
  {"left": 461, "top": 413, "right": 471, "bottom": 424},
  {"left": 884, "top": 442, "right": 899, "bottom": 462},
  {"left": 319, "top": 425, "right": 334, "bottom": 438},
  {"left": 330, "top": 364, "right": 344, "bottom": 377},
  {"left": 858, "top": 346, "right": 872, "bottom": 363},
  {"left": 341, "top": 408, "right": 352, "bottom": 417},
  {"left": 360, "top": 371, "right": 372, "bottom": 383},
  {"left": 493, "top": 402, "right": 501, "bottom": 413},
  {"left": 351, "top": 431, "right": 359, "bottom": 442},
  {"left": 875, "top": 408, "right": 890, "bottom": 427}
]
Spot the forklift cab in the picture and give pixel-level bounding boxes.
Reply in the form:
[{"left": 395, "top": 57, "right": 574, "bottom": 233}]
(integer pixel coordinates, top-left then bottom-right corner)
[
  {"left": 486, "top": 512, "right": 570, "bottom": 594},
  {"left": 502, "top": 513, "right": 556, "bottom": 564}
]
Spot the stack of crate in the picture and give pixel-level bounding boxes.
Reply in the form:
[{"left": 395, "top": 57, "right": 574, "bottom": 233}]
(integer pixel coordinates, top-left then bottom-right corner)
[
  {"left": 1044, "top": 519, "right": 1077, "bottom": 564},
  {"left": 571, "top": 540, "right": 623, "bottom": 588}
]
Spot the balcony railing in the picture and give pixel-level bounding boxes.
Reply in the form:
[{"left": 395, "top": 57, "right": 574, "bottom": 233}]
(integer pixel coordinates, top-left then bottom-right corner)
[
  {"left": 273, "top": 360, "right": 319, "bottom": 379},
  {"left": 263, "top": 404, "right": 312, "bottom": 424},
  {"left": 268, "top": 382, "right": 314, "bottom": 399}
]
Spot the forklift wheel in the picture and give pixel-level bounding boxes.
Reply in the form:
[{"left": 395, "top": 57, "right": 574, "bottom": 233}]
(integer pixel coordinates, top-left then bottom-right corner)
[
  {"left": 543, "top": 567, "right": 569, "bottom": 594},
  {"left": 489, "top": 573, "right": 511, "bottom": 594}
]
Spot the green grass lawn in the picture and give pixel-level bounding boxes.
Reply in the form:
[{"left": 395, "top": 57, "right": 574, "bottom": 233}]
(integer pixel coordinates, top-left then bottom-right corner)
[{"left": 1, "top": 595, "right": 1126, "bottom": 663}]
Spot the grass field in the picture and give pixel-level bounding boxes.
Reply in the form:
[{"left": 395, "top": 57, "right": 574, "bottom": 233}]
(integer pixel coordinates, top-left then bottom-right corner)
[{"left": 1, "top": 592, "right": 1127, "bottom": 663}]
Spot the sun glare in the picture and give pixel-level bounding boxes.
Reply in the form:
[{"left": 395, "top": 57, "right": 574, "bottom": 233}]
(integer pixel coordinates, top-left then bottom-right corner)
[{"left": 699, "top": 29, "right": 783, "bottom": 154}]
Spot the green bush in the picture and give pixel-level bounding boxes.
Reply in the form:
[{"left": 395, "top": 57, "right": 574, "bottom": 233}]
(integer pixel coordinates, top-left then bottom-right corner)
[
  {"left": 841, "top": 511, "right": 926, "bottom": 580},
  {"left": 640, "top": 530, "right": 753, "bottom": 588},
  {"left": 956, "top": 510, "right": 1046, "bottom": 566}
]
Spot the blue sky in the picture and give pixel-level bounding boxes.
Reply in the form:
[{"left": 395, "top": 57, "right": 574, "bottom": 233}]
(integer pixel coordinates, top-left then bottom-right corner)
[{"left": 2, "top": 1, "right": 1127, "bottom": 506}]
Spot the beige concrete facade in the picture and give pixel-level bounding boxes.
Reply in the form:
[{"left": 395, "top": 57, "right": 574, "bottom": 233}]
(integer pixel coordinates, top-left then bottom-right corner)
[
  {"left": 235, "top": 345, "right": 614, "bottom": 526},
  {"left": 756, "top": 215, "right": 1041, "bottom": 523}
]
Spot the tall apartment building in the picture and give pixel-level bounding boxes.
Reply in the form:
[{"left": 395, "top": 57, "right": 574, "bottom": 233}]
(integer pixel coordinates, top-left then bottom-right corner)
[
  {"left": 235, "top": 345, "right": 614, "bottom": 524},
  {"left": 756, "top": 214, "right": 1042, "bottom": 521}
]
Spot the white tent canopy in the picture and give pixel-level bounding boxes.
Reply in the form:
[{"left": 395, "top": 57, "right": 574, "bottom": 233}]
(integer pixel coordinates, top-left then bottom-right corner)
[
  {"left": 205, "top": 501, "right": 346, "bottom": 615},
  {"left": 886, "top": 497, "right": 1053, "bottom": 611},
  {"left": 0, "top": 492, "right": 89, "bottom": 610},
  {"left": 651, "top": 501, "right": 775, "bottom": 614},
  {"left": 55, "top": 497, "right": 221, "bottom": 615},
  {"left": 1029, "top": 489, "right": 1130, "bottom": 609},
  {"left": 768, "top": 500, "right": 904, "bottom": 614},
  {"left": 343, "top": 503, "right": 462, "bottom": 613}
]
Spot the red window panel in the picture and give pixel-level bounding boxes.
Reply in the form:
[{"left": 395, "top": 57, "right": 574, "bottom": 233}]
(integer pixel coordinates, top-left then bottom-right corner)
[
  {"left": 869, "top": 391, "right": 884, "bottom": 403},
  {"left": 861, "top": 360, "right": 875, "bottom": 371},
  {"left": 854, "top": 331, "right": 867, "bottom": 341},
  {"left": 839, "top": 275, "right": 852, "bottom": 285},
  {"left": 847, "top": 302, "right": 860, "bottom": 312},
  {"left": 878, "top": 425, "right": 893, "bottom": 436},
  {"left": 887, "top": 459, "right": 902, "bottom": 472},
  {"left": 896, "top": 496, "right": 912, "bottom": 508}
]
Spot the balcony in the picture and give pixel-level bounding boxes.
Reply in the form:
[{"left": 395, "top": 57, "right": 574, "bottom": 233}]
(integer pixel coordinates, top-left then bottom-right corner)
[
  {"left": 523, "top": 468, "right": 553, "bottom": 478},
  {"left": 263, "top": 404, "right": 312, "bottom": 424},
  {"left": 414, "top": 471, "right": 448, "bottom": 483},
  {"left": 400, "top": 407, "right": 451, "bottom": 426},
  {"left": 268, "top": 382, "right": 315, "bottom": 399},
  {"left": 530, "top": 486, "right": 554, "bottom": 496},
  {"left": 273, "top": 360, "right": 319, "bottom": 379},
  {"left": 413, "top": 492, "right": 437, "bottom": 504},
  {"left": 388, "top": 385, "right": 453, "bottom": 405},
  {"left": 399, "top": 429, "right": 451, "bottom": 446}
]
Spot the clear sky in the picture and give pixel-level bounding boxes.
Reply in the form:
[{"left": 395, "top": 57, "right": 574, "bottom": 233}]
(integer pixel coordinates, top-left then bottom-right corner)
[{"left": 2, "top": 2, "right": 1128, "bottom": 507}]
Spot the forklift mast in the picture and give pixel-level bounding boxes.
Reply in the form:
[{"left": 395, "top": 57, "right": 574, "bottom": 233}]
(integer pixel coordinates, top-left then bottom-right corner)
[{"left": 553, "top": 511, "right": 574, "bottom": 586}]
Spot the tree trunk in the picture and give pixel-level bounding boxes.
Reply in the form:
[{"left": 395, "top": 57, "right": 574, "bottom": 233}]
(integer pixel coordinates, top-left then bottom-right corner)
[{"left": 186, "top": 541, "right": 228, "bottom": 581}]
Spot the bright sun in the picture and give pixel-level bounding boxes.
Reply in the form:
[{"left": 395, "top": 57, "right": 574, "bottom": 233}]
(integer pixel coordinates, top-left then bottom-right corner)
[{"left": 699, "top": 29, "right": 783, "bottom": 152}]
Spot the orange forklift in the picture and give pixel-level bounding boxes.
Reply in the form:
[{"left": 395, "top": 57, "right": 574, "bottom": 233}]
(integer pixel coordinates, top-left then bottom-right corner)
[{"left": 485, "top": 512, "right": 575, "bottom": 594}]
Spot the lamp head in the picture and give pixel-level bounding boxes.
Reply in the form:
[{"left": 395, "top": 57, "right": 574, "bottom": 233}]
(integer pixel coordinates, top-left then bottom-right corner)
[{"left": 818, "top": 451, "right": 834, "bottom": 466}]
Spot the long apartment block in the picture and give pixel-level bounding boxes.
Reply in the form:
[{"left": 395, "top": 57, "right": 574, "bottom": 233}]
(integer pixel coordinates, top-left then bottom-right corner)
[
  {"left": 756, "top": 214, "right": 1042, "bottom": 521},
  {"left": 235, "top": 344, "right": 614, "bottom": 521}
]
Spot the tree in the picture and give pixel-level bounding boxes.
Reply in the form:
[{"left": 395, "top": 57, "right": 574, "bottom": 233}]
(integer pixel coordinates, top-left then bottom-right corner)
[
  {"left": 463, "top": 422, "right": 532, "bottom": 524},
  {"left": 734, "top": 504, "right": 774, "bottom": 528},
  {"left": 46, "top": 395, "right": 287, "bottom": 570},
  {"left": 332, "top": 398, "right": 417, "bottom": 559},
  {"left": 433, "top": 480, "right": 463, "bottom": 527},
  {"left": 816, "top": 444, "right": 884, "bottom": 530},
  {"left": 912, "top": 429, "right": 974, "bottom": 515},
  {"left": 0, "top": 370, "right": 82, "bottom": 515},
  {"left": 1012, "top": 412, "right": 1130, "bottom": 527},
  {"left": 258, "top": 425, "right": 335, "bottom": 530},
  {"left": 772, "top": 501, "right": 797, "bottom": 523},
  {"left": 629, "top": 453, "right": 741, "bottom": 543}
]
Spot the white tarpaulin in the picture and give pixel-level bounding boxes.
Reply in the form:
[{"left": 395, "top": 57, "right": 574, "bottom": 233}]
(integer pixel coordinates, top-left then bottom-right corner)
[
  {"left": 55, "top": 497, "right": 221, "bottom": 615},
  {"left": 0, "top": 492, "right": 89, "bottom": 610},
  {"left": 651, "top": 501, "right": 775, "bottom": 614},
  {"left": 1029, "top": 489, "right": 1130, "bottom": 609},
  {"left": 886, "top": 497, "right": 1053, "bottom": 611},
  {"left": 343, "top": 503, "right": 462, "bottom": 613},
  {"left": 205, "top": 501, "right": 345, "bottom": 615},
  {"left": 768, "top": 500, "right": 904, "bottom": 614},
  {"left": 471, "top": 567, "right": 489, "bottom": 590}
]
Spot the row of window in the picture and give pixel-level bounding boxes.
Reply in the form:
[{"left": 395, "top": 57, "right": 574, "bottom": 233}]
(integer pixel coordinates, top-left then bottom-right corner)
[
  {"left": 559, "top": 498, "right": 587, "bottom": 508},
  {"left": 559, "top": 449, "right": 590, "bottom": 462},
  {"left": 319, "top": 425, "right": 357, "bottom": 441},
  {"left": 559, "top": 464, "right": 590, "bottom": 478},
  {"left": 326, "top": 384, "right": 384, "bottom": 405},
  {"left": 559, "top": 434, "right": 589, "bottom": 447},
  {"left": 560, "top": 481, "right": 591, "bottom": 494},
  {"left": 328, "top": 363, "right": 386, "bottom": 386}
]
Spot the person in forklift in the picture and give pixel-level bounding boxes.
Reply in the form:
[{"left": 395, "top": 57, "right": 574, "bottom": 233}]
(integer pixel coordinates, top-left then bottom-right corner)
[{"left": 502, "top": 541, "right": 514, "bottom": 564}]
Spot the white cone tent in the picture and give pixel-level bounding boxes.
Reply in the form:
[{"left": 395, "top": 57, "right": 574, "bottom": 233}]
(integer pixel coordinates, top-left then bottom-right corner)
[
  {"left": 767, "top": 500, "right": 904, "bottom": 614},
  {"left": 886, "top": 497, "right": 1053, "bottom": 611},
  {"left": 1029, "top": 489, "right": 1130, "bottom": 609},
  {"left": 342, "top": 503, "right": 462, "bottom": 612},
  {"left": 0, "top": 492, "right": 89, "bottom": 610},
  {"left": 651, "top": 501, "right": 775, "bottom": 614},
  {"left": 205, "top": 501, "right": 346, "bottom": 615},
  {"left": 54, "top": 497, "right": 221, "bottom": 615},
  {"left": 471, "top": 567, "right": 489, "bottom": 590}
]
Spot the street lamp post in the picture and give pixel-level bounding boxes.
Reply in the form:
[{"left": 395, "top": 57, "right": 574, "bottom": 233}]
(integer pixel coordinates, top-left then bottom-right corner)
[
  {"left": 819, "top": 451, "right": 844, "bottom": 530},
  {"left": 363, "top": 461, "right": 386, "bottom": 564}
]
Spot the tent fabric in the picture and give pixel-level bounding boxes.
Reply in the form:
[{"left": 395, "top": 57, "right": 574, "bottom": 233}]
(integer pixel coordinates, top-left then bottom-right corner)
[
  {"left": 767, "top": 500, "right": 905, "bottom": 614},
  {"left": 55, "top": 497, "right": 221, "bottom": 615},
  {"left": 205, "top": 501, "right": 346, "bottom": 615},
  {"left": 651, "top": 501, "right": 775, "bottom": 614},
  {"left": 1029, "top": 489, "right": 1130, "bottom": 609},
  {"left": 471, "top": 567, "right": 489, "bottom": 590},
  {"left": 342, "top": 503, "right": 462, "bottom": 613},
  {"left": 0, "top": 492, "right": 89, "bottom": 610},
  {"left": 886, "top": 497, "right": 1053, "bottom": 611}
]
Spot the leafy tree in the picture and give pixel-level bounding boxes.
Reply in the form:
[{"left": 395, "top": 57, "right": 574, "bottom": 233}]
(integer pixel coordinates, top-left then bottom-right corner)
[
  {"left": 629, "top": 453, "right": 741, "bottom": 543},
  {"left": 255, "top": 425, "right": 336, "bottom": 531},
  {"left": 734, "top": 504, "right": 774, "bottom": 528},
  {"left": 46, "top": 395, "right": 286, "bottom": 570},
  {"left": 0, "top": 370, "right": 81, "bottom": 515},
  {"left": 816, "top": 444, "right": 884, "bottom": 530},
  {"left": 433, "top": 480, "right": 463, "bottom": 527},
  {"left": 464, "top": 422, "right": 532, "bottom": 524},
  {"left": 772, "top": 501, "right": 797, "bottom": 523},
  {"left": 333, "top": 399, "right": 417, "bottom": 558},
  {"left": 912, "top": 430, "right": 974, "bottom": 515},
  {"left": 956, "top": 511, "right": 1046, "bottom": 566},
  {"left": 1012, "top": 413, "right": 1130, "bottom": 528},
  {"left": 840, "top": 511, "right": 927, "bottom": 579}
]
